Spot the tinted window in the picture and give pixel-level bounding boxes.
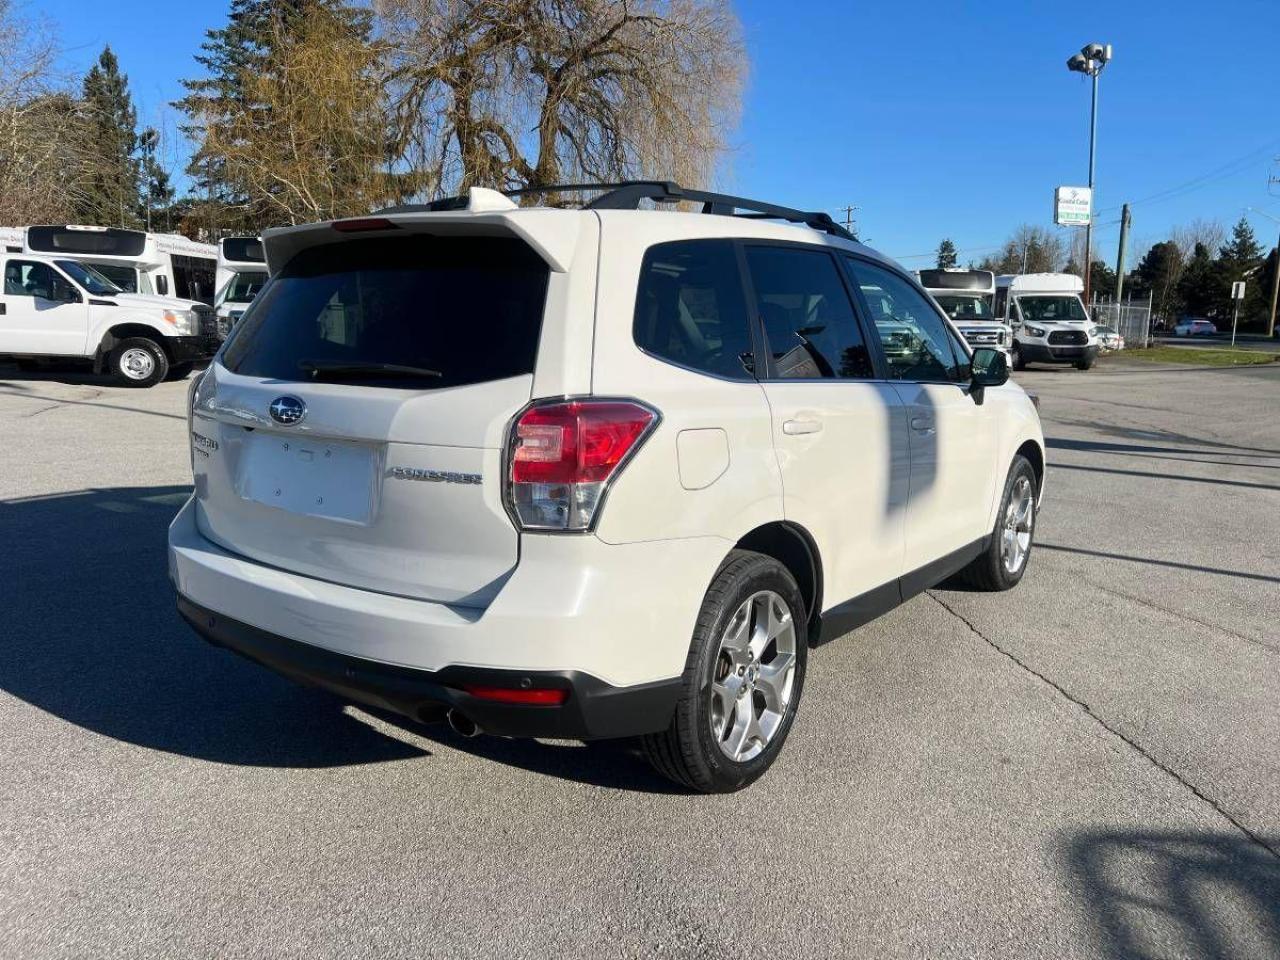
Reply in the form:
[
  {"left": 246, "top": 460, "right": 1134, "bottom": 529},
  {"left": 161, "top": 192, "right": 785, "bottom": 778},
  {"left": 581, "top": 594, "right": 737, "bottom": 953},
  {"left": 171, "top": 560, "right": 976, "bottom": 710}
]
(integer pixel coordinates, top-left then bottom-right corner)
[
  {"left": 846, "top": 259, "right": 962, "bottom": 382},
  {"left": 633, "top": 240, "right": 754, "bottom": 379},
  {"left": 223, "top": 236, "right": 549, "bottom": 390},
  {"left": 26, "top": 226, "right": 147, "bottom": 257},
  {"left": 173, "top": 254, "right": 216, "bottom": 304},
  {"left": 222, "top": 237, "right": 264, "bottom": 264},
  {"left": 745, "top": 246, "right": 872, "bottom": 379},
  {"left": 3, "top": 260, "right": 73, "bottom": 300}
]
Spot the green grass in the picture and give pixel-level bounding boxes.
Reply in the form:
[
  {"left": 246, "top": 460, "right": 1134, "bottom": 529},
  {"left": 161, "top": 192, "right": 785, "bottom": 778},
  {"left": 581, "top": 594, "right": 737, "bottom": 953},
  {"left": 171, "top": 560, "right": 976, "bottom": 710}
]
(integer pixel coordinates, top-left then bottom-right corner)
[{"left": 1104, "top": 345, "right": 1280, "bottom": 367}]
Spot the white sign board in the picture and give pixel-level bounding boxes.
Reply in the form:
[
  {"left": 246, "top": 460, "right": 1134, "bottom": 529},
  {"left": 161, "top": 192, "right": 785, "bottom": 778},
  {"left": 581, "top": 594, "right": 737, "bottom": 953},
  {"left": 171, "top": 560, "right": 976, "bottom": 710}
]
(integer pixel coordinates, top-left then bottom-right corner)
[
  {"left": 1231, "top": 281, "right": 1246, "bottom": 300},
  {"left": 1054, "top": 186, "right": 1092, "bottom": 227}
]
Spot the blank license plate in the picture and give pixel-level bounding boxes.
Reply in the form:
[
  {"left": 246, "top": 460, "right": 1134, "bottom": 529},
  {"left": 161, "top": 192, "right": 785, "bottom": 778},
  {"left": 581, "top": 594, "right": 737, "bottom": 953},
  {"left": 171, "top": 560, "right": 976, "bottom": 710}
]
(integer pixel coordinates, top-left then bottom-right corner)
[{"left": 237, "top": 433, "right": 376, "bottom": 524}]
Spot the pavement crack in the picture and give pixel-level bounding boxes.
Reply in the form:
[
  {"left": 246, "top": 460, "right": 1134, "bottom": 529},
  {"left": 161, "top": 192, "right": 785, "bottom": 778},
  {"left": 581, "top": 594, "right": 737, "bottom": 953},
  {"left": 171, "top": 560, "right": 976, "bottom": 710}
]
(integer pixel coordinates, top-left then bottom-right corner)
[
  {"left": 1083, "top": 578, "right": 1276, "bottom": 656},
  {"left": 927, "top": 591, "right": 1280, "bottom": 863}
]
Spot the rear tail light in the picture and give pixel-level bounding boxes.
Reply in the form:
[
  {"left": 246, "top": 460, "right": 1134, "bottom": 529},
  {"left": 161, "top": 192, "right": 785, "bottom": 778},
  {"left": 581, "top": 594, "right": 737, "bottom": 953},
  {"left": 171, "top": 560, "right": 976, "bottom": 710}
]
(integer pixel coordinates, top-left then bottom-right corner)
[{"left": 507, "top": 398, "right": 658, "bottom": 532}]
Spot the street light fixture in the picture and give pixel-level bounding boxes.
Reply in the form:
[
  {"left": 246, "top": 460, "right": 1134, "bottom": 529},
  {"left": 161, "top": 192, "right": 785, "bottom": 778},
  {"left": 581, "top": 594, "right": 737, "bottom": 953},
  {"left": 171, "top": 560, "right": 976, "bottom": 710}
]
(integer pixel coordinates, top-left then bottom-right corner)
[{"left": 1066, "top": 42, "right": 1112, "bottom": 306}]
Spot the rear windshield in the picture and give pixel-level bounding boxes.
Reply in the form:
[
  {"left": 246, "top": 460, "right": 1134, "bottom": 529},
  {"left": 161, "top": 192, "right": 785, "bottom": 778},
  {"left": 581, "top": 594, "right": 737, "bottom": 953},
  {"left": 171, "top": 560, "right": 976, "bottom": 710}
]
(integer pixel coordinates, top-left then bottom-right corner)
[{"left": 222, "top": 236, "right": 549, "bottom": 389}]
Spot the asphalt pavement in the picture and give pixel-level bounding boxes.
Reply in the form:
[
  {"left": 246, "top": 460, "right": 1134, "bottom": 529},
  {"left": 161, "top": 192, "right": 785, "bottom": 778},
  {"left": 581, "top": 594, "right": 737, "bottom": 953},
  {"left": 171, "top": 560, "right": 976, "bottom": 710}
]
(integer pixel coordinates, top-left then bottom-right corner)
[{"left": 0, "top": 358, "right": 1276, "bottom": 959}]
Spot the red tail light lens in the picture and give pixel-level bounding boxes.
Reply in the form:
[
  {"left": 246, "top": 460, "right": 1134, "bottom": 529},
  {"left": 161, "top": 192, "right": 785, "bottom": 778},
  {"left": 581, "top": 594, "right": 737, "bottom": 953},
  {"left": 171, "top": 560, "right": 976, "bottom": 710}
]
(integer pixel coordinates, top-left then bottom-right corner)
[
  {"left": 461, "top": 684, "right": 569, "bottom": 705},
  {"left": 331, "top": 217, "right": 398, "bottom": 233},
  {"left": 508, "top": 399, "right": 657, "bottom": 531}
]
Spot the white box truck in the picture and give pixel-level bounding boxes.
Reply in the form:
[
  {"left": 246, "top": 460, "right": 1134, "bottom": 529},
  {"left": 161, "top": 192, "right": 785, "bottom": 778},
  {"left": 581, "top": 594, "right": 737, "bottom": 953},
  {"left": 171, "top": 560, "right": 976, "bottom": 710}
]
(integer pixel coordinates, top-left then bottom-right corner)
[{"left": 995, "top": 273, "right": 1100, "bottom": 371}]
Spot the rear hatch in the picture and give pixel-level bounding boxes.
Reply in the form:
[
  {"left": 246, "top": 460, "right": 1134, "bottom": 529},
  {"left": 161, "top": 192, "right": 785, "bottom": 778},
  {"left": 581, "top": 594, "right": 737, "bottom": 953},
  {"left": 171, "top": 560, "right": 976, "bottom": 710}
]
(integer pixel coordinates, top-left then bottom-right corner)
[{"left": 190, "top": 230, "right": 558, "bottom": 607}]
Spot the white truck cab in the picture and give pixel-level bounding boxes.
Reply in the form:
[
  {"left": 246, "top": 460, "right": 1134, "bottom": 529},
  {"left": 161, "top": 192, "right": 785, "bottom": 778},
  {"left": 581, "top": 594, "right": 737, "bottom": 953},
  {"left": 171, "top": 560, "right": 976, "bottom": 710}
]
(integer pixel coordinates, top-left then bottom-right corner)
[
  {"left": 917, "top": 269, "right": 1010, "bottom": 358},
  {"left": 996, "top": 273, "right": 1100, "bottom": 371},
  {"left": 215, "top": 236, "right": 268, "bottom": 327},
  {"left": 0, "top": 252, "right": 224, "bottom": 386}
]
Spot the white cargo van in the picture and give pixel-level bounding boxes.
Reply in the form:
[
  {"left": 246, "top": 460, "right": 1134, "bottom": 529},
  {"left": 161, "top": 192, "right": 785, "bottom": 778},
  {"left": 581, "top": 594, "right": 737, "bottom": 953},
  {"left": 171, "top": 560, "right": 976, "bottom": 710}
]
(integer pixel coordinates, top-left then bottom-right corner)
[
  {"left": 995, "top": 273, "right": 1099, "bottom": 370},
  {"left": 917, "top": 269, "right": 1011, "bottom": 358},
  {"left": 22, "top": 225, "right": 218, "bottom": 305},
  {"left": 215, "top": 236, "right": 267, "bottom": 326}
]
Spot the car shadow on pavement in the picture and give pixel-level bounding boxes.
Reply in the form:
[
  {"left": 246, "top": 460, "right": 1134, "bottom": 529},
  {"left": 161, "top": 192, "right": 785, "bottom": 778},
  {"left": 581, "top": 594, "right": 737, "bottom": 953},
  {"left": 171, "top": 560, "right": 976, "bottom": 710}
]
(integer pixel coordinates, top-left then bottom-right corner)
[
  {"left": 0, "top": 485, "right": 428, "bottom": 768},
  {"left": 0, "top": 484, "right": 682, "bottom": 788},
  {"left": 1065, "top": 829, "right": 1280, "bottom": 959}
]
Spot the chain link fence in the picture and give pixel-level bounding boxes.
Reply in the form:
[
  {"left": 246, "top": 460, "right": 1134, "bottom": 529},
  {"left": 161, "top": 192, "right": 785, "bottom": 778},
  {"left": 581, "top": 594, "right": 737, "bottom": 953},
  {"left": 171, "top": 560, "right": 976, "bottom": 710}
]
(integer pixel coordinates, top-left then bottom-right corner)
[{"left": 1092, "top": 301, "right": 1153, "bottom": 348}]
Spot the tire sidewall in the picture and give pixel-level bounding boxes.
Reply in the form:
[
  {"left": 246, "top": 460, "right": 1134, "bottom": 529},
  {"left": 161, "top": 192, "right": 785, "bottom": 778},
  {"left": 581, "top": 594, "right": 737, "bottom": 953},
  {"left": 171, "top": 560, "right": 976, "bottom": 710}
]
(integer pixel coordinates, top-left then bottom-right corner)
[
  {"left": 991, "top": 456, "right": 1038, "bottom": 589},
  {"left": 111, "top": 338, "right": 168, "bottom": 388},
  {"left": 688, "top": 559, "right": 808, "bottom": 792}
]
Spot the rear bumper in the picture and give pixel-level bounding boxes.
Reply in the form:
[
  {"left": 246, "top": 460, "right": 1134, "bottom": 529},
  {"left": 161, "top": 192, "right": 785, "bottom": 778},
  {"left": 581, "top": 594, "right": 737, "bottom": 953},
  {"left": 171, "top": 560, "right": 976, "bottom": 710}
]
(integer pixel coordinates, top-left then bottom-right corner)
[
  {"left": 168, "top": 497, "right": 725, "bottom": 737},
  {"left": 177, "top": 594, "right": 681, "bottom": 738},
  {"left": 1019, "top": 342, "right": 1099, "bottom": 364}
]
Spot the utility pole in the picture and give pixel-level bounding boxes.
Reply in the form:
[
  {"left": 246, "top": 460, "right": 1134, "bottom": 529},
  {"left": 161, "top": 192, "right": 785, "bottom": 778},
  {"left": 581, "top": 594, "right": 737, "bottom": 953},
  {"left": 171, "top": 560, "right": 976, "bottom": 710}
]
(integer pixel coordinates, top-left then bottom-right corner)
[
  {"left": 1113, "top": 203, "right": 1130, "bottom": 305},
  {"left": 1269, "top": 229, "right": 1279, "bottom": 339},
  {"left": 840, "top": 205, "right": 857, "bottom": 237}
]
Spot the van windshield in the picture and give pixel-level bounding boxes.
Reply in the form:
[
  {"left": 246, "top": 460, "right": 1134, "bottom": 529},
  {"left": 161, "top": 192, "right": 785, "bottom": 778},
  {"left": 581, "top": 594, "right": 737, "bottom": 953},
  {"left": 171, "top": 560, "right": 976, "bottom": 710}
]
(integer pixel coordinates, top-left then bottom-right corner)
[
  {"left": 219, "top": 270, "right": 267, "bottom": 305},
  {"left": 221, "top": 236, "right": 550, "bottom": 389},
  {"left": 55, "top": 259, "right": 123, "bottom": 295},
  {"left": 1016, "top": 295, "right": 1087, "bottom": 323},
  {"left": 933, "top": 294, "right": 994, "bottom": 321}
]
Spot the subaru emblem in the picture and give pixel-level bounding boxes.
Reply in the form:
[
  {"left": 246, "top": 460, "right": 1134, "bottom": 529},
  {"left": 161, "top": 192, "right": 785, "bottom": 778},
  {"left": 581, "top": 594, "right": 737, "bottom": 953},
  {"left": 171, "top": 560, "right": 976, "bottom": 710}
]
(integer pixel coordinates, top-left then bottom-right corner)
[{"left": 269, "top": 396, "right": 306, "bottom": 426}]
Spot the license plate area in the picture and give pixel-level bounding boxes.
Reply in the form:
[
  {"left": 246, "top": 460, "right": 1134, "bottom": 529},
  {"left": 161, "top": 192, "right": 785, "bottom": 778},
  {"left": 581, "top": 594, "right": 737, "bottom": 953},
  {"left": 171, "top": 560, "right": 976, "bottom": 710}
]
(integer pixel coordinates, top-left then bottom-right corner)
[{"left": 236, "top": 432, "right": 377, "bottom": 524}]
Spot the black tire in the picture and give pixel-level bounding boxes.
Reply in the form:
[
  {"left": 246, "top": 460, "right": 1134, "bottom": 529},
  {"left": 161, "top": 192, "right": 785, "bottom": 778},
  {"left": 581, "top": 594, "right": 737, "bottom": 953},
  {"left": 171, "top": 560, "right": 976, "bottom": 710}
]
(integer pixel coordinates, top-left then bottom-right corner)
[
  {"left": 1011, "top": 342, "right": 1026, "bottom": 371},
  {"left": 13, "top": 359, "right": 42, "bottom": 372},
  {"left": 955, "top": 455, "right": 1038, "bottom": 592},
  {"left": 109, "top": 337, "right": 168, "bottom": 388},
  {"left": 641, "top": 550, "right": 808, "bottom": 793},
  {"left": 1075, "top": 356, "right": 1094, "bottom": 370},
  {"left": 166, "top": 362, "right": 196, "bottom": 381}
]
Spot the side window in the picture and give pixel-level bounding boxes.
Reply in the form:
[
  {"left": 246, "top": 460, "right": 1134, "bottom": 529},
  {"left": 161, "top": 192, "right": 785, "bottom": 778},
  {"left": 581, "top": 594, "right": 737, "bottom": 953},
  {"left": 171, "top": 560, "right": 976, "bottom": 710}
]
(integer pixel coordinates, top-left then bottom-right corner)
[
  {"left": 994, "top": 286, "right": 1007, "bottom": 319},
  {"left": 3, "top": 260, "right": 54, "bottom": 299},
  {"left": 633, "top": 240, "right": 755, "bottom": 380},
  {"left": 743, "top": 246, "right": 872, "bottom": 379},
  {"left": 845, "top": 259, "right": 964, "bottom": 383}
]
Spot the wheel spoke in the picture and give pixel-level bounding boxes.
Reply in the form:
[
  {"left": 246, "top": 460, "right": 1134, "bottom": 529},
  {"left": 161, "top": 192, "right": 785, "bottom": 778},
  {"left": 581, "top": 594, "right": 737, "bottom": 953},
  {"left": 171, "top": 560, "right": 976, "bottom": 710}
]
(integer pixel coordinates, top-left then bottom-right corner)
[
  {"left": 723, "top": 701, "right": 758, "bottom": 759},
  {"left": 756, "top": 655, "right": 794, "bottom": 712}
]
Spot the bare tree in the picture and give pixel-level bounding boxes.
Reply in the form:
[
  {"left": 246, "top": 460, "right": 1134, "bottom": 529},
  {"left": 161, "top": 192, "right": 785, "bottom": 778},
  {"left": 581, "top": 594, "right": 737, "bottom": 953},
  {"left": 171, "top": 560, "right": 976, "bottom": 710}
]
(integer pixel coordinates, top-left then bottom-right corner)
[
  {"left": 1171, "top": 218, "right": 1225, "bottom": 261},
  {"left": 980, "top": 224, "right": 1066, "bottom": 275},
  {"left": 0, "top": 0, "right": 94, "bottom": 224},
  {"left": 377, "top": 0, "right": 745, "bottom": 195}
]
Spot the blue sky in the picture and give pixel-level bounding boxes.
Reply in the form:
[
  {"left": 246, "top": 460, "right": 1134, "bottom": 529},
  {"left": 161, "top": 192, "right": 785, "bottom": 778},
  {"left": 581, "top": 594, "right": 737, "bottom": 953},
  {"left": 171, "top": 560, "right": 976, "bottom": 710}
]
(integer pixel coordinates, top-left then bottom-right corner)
[{"left": 40, "top": 0, "right": 1280, "bottom": 263}]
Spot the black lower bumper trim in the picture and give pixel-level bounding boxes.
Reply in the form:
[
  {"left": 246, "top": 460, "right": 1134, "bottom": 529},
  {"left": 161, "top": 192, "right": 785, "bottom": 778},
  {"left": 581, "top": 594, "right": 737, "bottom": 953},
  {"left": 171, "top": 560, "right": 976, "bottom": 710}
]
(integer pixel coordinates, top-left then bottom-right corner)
[
  {"left": 176, "top": 594, "right": 681, "bottom": 740},
  {"left": 168, "top": 335, "right": 221, "bottom": 363},
  {"left": 1019, "top": 342, "right": 1099, "bottom": 364}
]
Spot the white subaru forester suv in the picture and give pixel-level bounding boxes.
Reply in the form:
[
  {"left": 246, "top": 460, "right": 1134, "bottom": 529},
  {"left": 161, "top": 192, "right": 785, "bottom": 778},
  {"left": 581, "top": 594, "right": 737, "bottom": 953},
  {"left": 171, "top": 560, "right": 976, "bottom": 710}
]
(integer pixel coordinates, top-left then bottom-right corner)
[{"left": 170, "top": 183, "right": 1045, "bottom": 792}]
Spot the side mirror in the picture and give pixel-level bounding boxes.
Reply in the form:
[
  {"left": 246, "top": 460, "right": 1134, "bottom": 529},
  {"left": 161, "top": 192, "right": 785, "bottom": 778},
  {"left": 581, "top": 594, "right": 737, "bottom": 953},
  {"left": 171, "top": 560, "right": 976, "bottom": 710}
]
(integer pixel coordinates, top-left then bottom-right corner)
[{"left": 969, "top": 347, "right": 1008, "bottom": 405}]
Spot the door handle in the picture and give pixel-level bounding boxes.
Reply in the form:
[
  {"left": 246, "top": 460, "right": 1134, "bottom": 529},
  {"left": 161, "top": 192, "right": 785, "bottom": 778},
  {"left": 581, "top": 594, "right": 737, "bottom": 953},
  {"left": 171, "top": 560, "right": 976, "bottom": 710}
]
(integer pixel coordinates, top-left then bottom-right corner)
[
  {"left": 782, "top": 418, "right": 823, "bottom": 436},
  {"left": 0, "top": 302, "right": 5, "bottom": 315},
  {"left": 909, "top": 415, "right": 935, "bottom": 434}
]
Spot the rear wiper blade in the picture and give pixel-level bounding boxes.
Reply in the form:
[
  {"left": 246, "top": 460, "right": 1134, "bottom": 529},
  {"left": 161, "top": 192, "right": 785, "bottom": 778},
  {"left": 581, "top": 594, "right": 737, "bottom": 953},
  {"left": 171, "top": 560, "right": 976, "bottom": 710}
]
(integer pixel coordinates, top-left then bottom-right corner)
[{"left": 298, "top": 360, "right": 442, "bottom": 380}]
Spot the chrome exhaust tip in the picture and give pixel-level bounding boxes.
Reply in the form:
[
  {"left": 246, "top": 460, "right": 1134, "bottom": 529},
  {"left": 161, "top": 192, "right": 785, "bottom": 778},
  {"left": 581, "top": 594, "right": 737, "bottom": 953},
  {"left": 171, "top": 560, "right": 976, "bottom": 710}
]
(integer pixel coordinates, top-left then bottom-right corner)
[{"left": 446, "top": 708, "right": 482, "bottom": 738}]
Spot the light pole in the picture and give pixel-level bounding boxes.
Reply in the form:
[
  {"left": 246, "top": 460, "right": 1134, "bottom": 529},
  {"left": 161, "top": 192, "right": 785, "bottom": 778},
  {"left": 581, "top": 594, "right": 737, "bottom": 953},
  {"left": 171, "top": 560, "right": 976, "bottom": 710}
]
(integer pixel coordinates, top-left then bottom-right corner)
[{"left": 1067, "top": 42, "right": 1112, "bottom": 306}]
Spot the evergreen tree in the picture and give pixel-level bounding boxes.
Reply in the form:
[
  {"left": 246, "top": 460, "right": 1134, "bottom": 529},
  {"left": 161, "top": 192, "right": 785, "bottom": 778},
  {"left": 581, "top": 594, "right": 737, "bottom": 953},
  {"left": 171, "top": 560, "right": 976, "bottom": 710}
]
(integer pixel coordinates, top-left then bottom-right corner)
[
  {"left": 77, "top": 46, "right": 141, "bottom": 227},
  {"left": 1176, "top": 242, "right": 1217, "bottom": 317},
  {"left": 935, "top": 238, "right": 957, "bottom": 269},
  {"left": 176, "top": 0, "right": 374, "bottom": 232},
  {"left": 1217, "top": 216, "right": 1265, "bottom": 323},
  {"left": 1133, "top": 241, "right": 1185, "bottom": 323},
  {"left": 1089, "top": 260, "right": 1116, "bottom": 300}
]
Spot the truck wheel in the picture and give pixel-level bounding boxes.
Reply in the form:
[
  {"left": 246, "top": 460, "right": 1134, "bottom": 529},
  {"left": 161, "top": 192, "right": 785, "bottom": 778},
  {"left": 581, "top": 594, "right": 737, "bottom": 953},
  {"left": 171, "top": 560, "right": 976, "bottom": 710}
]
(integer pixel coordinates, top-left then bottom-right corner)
[
  {"left": 166, "top": 362, "right": 196, "bottom": 381},
  {"left": 1011, "top": 343, "right": 1026, "bottom": 371},
  {"left": 641, "top": 550, "right": 808, "bottom": 793},
  {"left": 1075, "top": 356, "right": 1094, "bottom": 370},
  {"left": 954, "top": 455, "right": 1038, "bottom": 592},
  {"left": 14, "top": 359, "right": 43, "bottom": 372},
  {"left": 109, "top": 337, "right": 169, "bottom": 388}
]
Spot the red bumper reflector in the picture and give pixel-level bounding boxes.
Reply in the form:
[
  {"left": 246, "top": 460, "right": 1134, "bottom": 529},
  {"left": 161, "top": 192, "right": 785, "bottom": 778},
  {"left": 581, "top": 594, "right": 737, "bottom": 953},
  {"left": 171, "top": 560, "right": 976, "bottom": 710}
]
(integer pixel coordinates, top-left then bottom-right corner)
[{"left": 461, "top": 685, "right": 569, "bottom": 705}]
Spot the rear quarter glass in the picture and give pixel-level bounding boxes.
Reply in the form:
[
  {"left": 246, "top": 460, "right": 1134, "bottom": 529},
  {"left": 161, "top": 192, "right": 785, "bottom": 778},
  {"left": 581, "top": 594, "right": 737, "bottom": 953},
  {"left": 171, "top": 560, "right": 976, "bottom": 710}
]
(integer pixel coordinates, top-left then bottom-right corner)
[{"left": 221, "top": 236, "right": 550, "bottom": 389}]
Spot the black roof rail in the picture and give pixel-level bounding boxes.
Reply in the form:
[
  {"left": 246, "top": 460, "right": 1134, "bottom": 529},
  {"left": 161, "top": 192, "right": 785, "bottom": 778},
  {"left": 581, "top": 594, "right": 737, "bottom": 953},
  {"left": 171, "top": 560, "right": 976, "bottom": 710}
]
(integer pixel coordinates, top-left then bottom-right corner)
[{"left": 376, "top": 181, "right": 856, "bottom": 241}]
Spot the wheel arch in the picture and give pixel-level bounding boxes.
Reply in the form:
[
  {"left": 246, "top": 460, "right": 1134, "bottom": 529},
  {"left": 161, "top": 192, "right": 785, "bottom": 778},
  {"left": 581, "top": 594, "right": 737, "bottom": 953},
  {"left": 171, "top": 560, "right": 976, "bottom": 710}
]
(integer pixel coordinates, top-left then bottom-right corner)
[
  {"left": 1016, "top": 438, "right": 1045, "bottom": 495},
  {"left": 93, "top": 322, "right": 171, "bottom": 372},
  {"left": 733, "top": 521, "right": 823, "bottom": 642}
]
